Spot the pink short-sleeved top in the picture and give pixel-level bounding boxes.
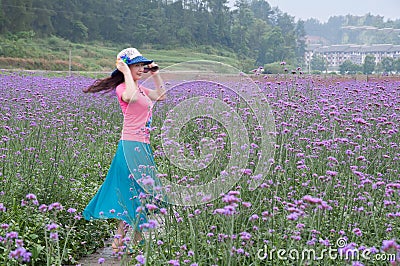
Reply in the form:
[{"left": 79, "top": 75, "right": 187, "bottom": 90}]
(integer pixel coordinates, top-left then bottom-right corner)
[{"left": 115, "top": 83, "right": 153, "bottom": 143}]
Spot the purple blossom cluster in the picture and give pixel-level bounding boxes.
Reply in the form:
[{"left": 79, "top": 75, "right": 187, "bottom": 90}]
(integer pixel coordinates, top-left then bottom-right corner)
[
  {"left": 0, "top": 190, "right": 83, "bottom": 263},
  {"left": 1, "top": 71, "right": 400, "bottom": 264}
]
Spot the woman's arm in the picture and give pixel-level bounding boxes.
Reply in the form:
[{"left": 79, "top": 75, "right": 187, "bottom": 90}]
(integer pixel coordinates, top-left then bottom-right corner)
[
  {"left": 116, "top": 58, "right": 140, "bottom": 103},
  {"left": 147, "top": 63, "right": 166, "bottom": 101}
]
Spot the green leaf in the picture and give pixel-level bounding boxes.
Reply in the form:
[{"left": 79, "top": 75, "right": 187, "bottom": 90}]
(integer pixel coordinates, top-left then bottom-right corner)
[
  {"left": 30, "top": 233, "right": 39, "bottom": 240},
  {"left": 31, "top": 244, "right": 45, "bottom": 259}
]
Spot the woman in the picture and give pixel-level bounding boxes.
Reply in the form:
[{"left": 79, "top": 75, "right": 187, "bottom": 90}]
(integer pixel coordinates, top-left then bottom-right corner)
[{"left": 82, "top": 48, "right": 166, "bottom": 254}]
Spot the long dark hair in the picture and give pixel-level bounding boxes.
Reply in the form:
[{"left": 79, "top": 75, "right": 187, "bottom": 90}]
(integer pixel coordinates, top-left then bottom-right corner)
[{"left": 83, "top": 70, "right": 124, "bottom": 93}]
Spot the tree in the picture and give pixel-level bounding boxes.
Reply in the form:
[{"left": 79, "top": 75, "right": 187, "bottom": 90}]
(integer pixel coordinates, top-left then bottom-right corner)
[
  {"left": 259, "top": 27, "right": 286, "bottom": 64},
  {"left": 1, "top": 0, "right": 34, "bottom": 33},
  {"left": 0, "top": 0, "right": 306, "bottom": 67},
  {"left": 363, "top": 54, "right": 375, "bottom": 74},
  {"left": 247, "top": 18, "right": 271, "bottom": 65},
  {"left": 30, "top": 0, "right": 55, "bottom": 36},
  {"left": 324, "top": 16, "right": 346, "bottom": 44},
  {"left": 339, "top": 60, "right": 361, "bottom": 74},
  {"left": 295, "top": 20, "right": 307, "bottom": 65},
  {"left": 394, "top": 59, "right": 400, "bottom": 74},
  {"left": 250, "top": 0, "right": 273, "bottom": 23},
  {"left": 275, "top": 12, "right": 296, "bottom": 60},
  {"left": 381, "top": 57, "right": 394, "bottom": 73},
  {"left": 207, "top": 0, "right": 231, "bottom": 46},
  {"left": 310, "top": 54, "right": 327, "bottom": 72},
  {"left": 231, "top": 0, "right": 255, "bottom": 55}
]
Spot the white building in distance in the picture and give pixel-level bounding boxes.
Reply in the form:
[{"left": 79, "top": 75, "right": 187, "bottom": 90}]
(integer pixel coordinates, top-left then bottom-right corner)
[{"left": 305, "top": 43, "right": 400, "bottom": 71}]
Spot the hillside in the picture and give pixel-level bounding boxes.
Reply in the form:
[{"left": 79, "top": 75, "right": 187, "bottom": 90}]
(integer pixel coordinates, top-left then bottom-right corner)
[{"left": 0, "top": 35, "right": 244, "bottom": 73}]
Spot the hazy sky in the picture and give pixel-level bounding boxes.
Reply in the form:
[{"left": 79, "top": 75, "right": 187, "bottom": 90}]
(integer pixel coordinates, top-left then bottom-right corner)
[{"left": 230, "top": 0, "right": 400, "bottom": 23}]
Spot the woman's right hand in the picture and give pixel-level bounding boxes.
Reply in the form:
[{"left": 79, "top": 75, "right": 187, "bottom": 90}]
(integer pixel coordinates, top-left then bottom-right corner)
[{"left": 116, "top": 57, "right": 130, "bottom": 75}]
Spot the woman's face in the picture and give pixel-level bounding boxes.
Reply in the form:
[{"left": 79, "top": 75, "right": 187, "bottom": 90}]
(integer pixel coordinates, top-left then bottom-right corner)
[{"left": 129, "top": 63, "right": 146, "bottom": 80}]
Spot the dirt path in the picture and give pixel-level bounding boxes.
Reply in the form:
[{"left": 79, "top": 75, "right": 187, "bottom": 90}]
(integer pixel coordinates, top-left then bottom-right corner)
[
  {"left": 75, "top": 238, "right": 135, "bottom": 266},
  {"left": 76, "top": 214, "right": 164, "bottom": 266}
]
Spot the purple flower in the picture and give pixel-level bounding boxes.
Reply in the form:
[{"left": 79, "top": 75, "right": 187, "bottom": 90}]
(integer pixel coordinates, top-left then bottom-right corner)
[
  {"left": 25, "top": 193, "right": 37, "bottom": 200},
  {"left": 249, "top": 214, "right": 259, "bottom": 221},
  {"left": 319, "top": 239, "right": 330, "bottom": 246},
  {"left": 352, "top": 228, "right": 362, "bottom": 237},
  {"left": 50, "top": 232, "right": 58, "bottom": 240},
  {"left": 326, "top": 170, "right": 338, "bottom": 176},
  {"left": 6, "top": 231, "right": 18, "bottom": 239},
  {"left": 46, "top": 223, "right": 59, "bottom": 231},
  {"left": 168, "top": 260, "right": 180, "bottom": 266},
  {"left": 20, "top": 199, "right": 27, "bottom": 207},
  {"left": 338, "top": 242, "right": 357, "bottom": 256},
  {"left": 98, "top": 258, "right": 105, "bottom": 264},
  {"left": 8, "top": 247, "right": 31, "bottom": 262},
  {"left": 160, "top": 208, "right": 167, "bottom": 215},
  {"left": 145, "top": 203, "right": 158, "bottom": 211},
  {"left": 296, "top": 223, "right": 305, "bottom": 229},
  {"left": 38, "top": 204, "right": 47, "bottom": 212},
  {"left": 291, "top": 235, "right": 301, "bottom": 241},
  {"left": 307, "top": 239, "right": 316, "bottom": 246},
  {"left": 142, "top": 176, "right": 155, "bottom": 186},
  {"left": 114, "top": 234, "right": 122, "bottom": 240},
  {"left": 136, "top": 254, "right": 146, "bottom": 264},
  {"left": 136, "top": 206, "right": 145, "bottom": 213},
  {"left": 287, "top": 213, "right": 299, "bottom": 221},
  {"left": 242, "top": 202, "right": 252, "bottom": 208},
  {"left": 67, "top": 208, "right": 77, "bottom": 213},
  {"left": 381, "top": 239, "right": 398, "bottom": 252},
  {"left": 139, "top": 219, "right": 158, "bottom": 230},
  {"left": 240, "top": 231, "right": 251, "bottom": 241},
  {"left": 303, "top": 195, "right": 322, "bottom": 204},
  {"left": 242, "top": 168, "right": 252, "bottom": 175},
  {"left": 15, "top": 239, "right": 24, "bottom": 247},
  {"left": 236, "top": 248, "right": 245, "bottom": 254},
  {"left": 201, "top": 195, "right": 212, "bottom": 202},
  {"left": 1, "top": 223, "right": 9, "bottom": 230},
  {"left": 148, "top": 219, "right": 158, "bottom": 228},
  {"left": 48, "top": 202, "right": 63, "bottom": 211},
  {"left": 222, "top": 194, "right": 240, "bottom": 204}
]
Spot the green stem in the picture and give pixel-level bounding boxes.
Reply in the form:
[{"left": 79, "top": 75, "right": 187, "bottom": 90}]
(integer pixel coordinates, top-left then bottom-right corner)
[
  {"left": 226, "top": 216, "right": 235, "bottom": 266},
  {"left": 44, "top": 229, "right": 50, "bottom": 266},
  {"left": 144, "top": 230, "right": 151, "bottom": 266},
  {"left": 187, "top": 208, "right": 197, "bottom": 262},
  {"left": 60, "top": 219, "right": 77, "bottom": 263}
]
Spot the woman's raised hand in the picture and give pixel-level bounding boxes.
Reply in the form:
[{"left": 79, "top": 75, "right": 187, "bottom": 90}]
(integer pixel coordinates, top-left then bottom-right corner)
[
  {"left": 116, "top": 57, "right": 130, "bottom": 75},
  {"left": 147, "top": 62, "right": 159, "bottom": 75}
]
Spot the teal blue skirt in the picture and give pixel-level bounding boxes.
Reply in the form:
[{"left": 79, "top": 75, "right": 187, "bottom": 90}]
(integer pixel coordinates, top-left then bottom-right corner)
[{"left": 83, "top": 140, "right": 165, "bottom": 231}]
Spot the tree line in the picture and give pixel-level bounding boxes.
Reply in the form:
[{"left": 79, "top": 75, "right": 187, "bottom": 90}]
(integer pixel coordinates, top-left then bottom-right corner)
[
  {"left": 310, "top": 54, "right": 400, "bottom": 75},
  {"left": 0, "top": 0, "right": 306, "bottom": 67}
]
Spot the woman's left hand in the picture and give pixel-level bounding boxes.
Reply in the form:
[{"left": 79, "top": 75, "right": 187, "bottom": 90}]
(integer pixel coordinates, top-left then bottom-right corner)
[
  {"left": 116, "top": 57, "right": 131, "bottom": 75},
  {"left": 147, "top": 62, "right": 159, "bottom": 74}
]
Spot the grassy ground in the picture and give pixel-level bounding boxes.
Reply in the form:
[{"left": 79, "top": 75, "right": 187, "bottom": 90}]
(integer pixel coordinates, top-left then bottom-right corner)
[{"left": 0, "top": 35, "right": 243, "bottom": 72}]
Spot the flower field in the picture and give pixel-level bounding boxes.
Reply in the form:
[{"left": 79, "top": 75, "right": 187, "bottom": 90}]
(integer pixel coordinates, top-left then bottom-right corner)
[{"left": 1, "top": 71, "right": 399, "bottom": 265}]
